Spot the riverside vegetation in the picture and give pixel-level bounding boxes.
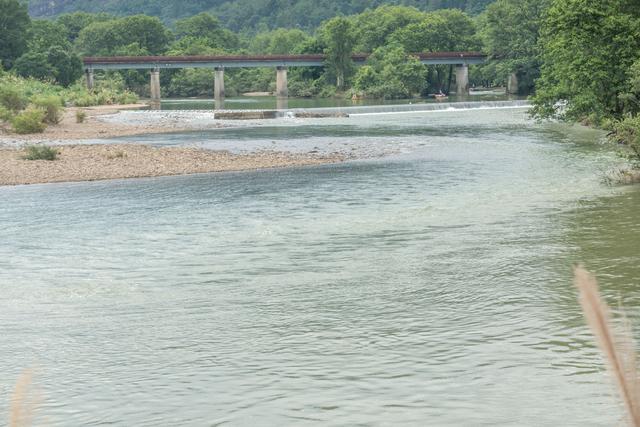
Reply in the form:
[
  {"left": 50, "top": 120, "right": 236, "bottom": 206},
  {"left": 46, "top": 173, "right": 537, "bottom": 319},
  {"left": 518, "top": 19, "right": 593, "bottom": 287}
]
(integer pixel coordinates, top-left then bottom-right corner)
[
  {"left": 0, "top": 0, "right": 541, "bottom": 102},
  {"left": 0, "top": 72, "right": 138, "bottom": 134}
]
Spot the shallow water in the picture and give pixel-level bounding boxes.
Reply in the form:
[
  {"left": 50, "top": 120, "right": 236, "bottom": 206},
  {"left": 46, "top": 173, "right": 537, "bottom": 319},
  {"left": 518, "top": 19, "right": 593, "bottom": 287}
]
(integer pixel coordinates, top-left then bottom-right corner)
[{"left": 1, "top": 108, "right": 639, "bottom": 426}]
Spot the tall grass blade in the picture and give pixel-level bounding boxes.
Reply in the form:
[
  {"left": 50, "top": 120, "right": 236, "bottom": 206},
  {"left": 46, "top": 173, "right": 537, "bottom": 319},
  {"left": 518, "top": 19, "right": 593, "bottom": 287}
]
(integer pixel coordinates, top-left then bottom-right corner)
[
  {"left": 574, "top": 265, "right": 640, "bottom": 426},
  {"left": 9, "top": 369, "right": 35, "bottom": 427}
]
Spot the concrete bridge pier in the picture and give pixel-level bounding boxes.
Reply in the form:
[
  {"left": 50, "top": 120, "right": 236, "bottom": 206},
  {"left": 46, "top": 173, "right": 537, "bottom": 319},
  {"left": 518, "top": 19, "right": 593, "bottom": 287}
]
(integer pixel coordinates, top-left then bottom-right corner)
[
  {"left": 150, "top": 68, "right": 161, "bottom": 109},
  {"left": 85, "top": 69, "right": 94, "bottom": 90},
  {"left": 215, "top": 67, "right": 225, "bottom": 102},
  {"left": 276, "top": 66, "right": 288, "bottom": 99},
  {"left": 507, "top": 72, "right": 519, "bottom": 94},
  {"left": 455, "top": 64, "right": 469, "bottom": 96}
]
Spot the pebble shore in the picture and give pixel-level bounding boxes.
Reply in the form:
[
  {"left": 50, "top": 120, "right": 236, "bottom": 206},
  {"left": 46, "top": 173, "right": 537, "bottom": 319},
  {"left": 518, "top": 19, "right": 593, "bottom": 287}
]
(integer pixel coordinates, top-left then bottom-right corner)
[
  {"left": 0, "top": 104, "right": 345, "bottom": 186},
  {"left": 0, "top": 144, "right": 344, "bottom": 186}
]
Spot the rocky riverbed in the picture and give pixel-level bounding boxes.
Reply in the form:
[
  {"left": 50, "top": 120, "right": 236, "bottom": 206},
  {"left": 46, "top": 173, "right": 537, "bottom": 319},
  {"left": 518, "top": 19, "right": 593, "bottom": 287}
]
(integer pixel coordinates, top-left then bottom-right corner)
[
  {"left": 0, "top": 105, "right": 349, "bottom": 185},
  {"left": 0, "top": 144, "right": 344, "bottom": 186}
]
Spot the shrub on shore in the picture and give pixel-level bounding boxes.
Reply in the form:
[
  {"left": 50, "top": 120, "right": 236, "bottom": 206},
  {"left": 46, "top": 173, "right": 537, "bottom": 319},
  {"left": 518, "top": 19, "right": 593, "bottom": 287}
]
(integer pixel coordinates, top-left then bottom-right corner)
[
  {"left": 0, "top": 105, "right": 13, "bottom": 122},
  {"left": 11, "top": 109, "right": 47, "bottom": 134},
  {"left": 22, "top": 145, "right": 59, "bottom": 161},
  {"left": 76, "top": 110, "right": 86, "bottom": 123},
  {"left": 609, "top": 116, "right": 640, "bottom": 165},
  {"left": 0, "top": 74, "right": 138, "bottom": 110},
  {"left": 68, "top": 87, "right": 138, "bottom": 107},
  {"left": 0, "top": 84, "right": 28, "bottom": 112},
  {"left": 31, "top": 95, "right": 64, "bottom": 124}
]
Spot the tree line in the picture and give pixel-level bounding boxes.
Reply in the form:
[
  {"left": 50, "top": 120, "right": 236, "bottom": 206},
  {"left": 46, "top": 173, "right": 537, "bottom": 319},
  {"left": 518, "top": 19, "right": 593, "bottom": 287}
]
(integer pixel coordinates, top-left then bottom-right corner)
[
  {"left": 27, "top": 0, "right": 494, "bottom": 31},
  {"left": 0, "top": 0, "right": 539, "bottom": 99}
]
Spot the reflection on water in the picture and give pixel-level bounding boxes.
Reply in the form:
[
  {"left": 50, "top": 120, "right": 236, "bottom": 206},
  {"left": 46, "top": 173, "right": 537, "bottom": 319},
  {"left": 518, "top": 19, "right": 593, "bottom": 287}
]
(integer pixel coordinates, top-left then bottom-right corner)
[{"left": 0, "top": 108, "right": 639, "bottom": 426}]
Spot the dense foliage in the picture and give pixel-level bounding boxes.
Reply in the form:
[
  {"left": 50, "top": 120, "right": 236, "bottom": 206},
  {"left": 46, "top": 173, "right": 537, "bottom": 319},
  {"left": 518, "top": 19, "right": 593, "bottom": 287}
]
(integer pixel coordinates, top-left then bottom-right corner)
[
  {"left": 478, "top": 0, "right": 545, "bottom": 94},
  {"left": 0, "top": 0, "right": 543, "bottom": 101},
  {"left": 28, "top": 0, "right": 494, "bottom": 30},
  {"left": 0, "top": 0, "right": 31, "bottom": 68},
  {"left": 531, "top": 0, "right": 640, "bottom": 122},
  {"left": 0, "top": 73, "right": 138, "bottom": 133},
  {"left": 6, "top": 4, "right": 495, "bottom": 99},
  {"left": 527, "top": 0, "right": 640, "bottom": 162}
]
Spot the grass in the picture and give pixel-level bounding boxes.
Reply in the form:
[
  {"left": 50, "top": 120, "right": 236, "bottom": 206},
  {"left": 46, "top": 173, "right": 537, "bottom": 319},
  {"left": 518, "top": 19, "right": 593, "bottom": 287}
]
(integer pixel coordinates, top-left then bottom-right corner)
[
  {"left": 75, "top": 110, "right": 87, "bottom": 123},
  {"left": 22, "top": 145, "right": 59, "bottom": 161},
  {"left": 11, "top": 109, "right": 46, "bottom": 134},
  {"left": 0, "top": 84, "right": 28, "bottom": 112},
  {"left": 107, "top": 150, "right": 127, "bottom": 159},
  {"left": 0, "top": 105, "right": 13, "bottom": 122},
  {"left": 31, "top": 95, "right": 64, "bottom": 125},
  {"left": 0, "top": 74, "right": 139, "bottom": 134},
  {"left": 574, "top": 266, "right": 640, "bottom": 426},
  {"left": 0, "top": 74, "right": 138, "bottom": 110},
  {"left": 10, "top": 369, "right": 36, "bottom": 427}
]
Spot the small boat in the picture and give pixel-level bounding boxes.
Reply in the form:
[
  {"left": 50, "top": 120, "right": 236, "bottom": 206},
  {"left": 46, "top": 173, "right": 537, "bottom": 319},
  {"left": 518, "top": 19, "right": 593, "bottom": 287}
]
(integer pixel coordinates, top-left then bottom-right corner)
[{"left": 434, "top": 92, "right": 448, "bottom": 101}]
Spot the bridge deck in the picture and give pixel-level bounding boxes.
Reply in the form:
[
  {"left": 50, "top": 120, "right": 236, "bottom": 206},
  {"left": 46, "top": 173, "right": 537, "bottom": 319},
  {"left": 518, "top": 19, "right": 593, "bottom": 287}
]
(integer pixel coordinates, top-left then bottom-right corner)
[{"left": 83, "top": 52, "right": 486, "bottom": 70}]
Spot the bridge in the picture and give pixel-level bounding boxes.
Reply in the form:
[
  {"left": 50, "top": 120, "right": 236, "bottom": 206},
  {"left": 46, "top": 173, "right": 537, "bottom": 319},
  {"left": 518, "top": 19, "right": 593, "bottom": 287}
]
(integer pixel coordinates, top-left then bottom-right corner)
[{"left": 83, "top": 52, "right": 486, "bottom": 105}]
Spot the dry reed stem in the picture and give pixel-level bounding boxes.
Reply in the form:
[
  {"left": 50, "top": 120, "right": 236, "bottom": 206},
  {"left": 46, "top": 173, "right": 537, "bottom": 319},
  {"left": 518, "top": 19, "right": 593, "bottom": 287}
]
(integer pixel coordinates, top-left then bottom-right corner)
[
  {"left": 574, "top": 265, "right": 640, "bottom": 427},
  {"left": 9, "top": 369, "right": 35, "bottom": 427}
]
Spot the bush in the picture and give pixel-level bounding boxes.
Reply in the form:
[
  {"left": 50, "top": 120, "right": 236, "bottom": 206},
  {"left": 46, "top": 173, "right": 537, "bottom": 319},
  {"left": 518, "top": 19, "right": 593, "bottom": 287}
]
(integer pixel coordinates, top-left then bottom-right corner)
[
  {"left": 13, "top": 52, "right": 55, "bottom": 81},
  {"left": 31, "top": 95, "right": 64, "bottom": 124},
  {"left": 0, "top": 85, "right": 28, "bottom": 111},
  {"left": 11, "top": 109, "right": 47, "bottom": 134},
  {"left": 22, "top": 145, "right": 58, "bottom": 161},
  {"left": 68, "top": 87, "right": 138, "bottom": 107},
  {"left": 360, "top": 80, "right": 410, "bottom": 99},
  {"left": 76, "top": 110, "right": 87, "bottom": 123},
  {"left": 610, "top": 116, "right": 640, "bottom": 164},
  {"left": 288, "top": 80, "right": 315, "bottom": 98},
  {"left": 0, "top": 105, "right": 13, "bottom": 122}
]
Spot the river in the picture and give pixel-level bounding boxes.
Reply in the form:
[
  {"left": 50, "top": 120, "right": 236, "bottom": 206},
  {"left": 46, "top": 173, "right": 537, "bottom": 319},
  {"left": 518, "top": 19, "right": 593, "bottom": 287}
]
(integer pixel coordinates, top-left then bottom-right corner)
[{"left": 1, "top": 106, "right": 639, "bottom": 425}]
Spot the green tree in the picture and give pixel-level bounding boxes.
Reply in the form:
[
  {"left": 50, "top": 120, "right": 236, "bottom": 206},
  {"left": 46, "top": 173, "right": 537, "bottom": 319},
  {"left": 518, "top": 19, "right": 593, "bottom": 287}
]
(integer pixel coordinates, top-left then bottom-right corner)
[
  {"left": 27, "top": 0, "right": 494, "bottom": 31},
  {"left": 320, "top": 17, "right": 356, "bottom": 90},
  {"left": 390, "top": 9, "right": 479, "bottom": 52},
  {"left": 390, "top": 9, "right": 479, "bottom": 93},
  {"left": 28, "top": 20, "right": 72, "bottom": 53},
  {"left": 531, "top": 0, "right": 640, "bottom": 121},
  {"left": 13, "top": 51, "right": 55, "bottom": 81},
  {"left": 167, "top": 38, "right": 227, "bottom": 56},
  {"left": 478, "top": 0, "right": 547, "bottom": 94},
  {"left": 47, "top": 46, "right": 83, "bottom": 87},
  {"left": 0, "top": 0, "right": 31, "bottom": 68},
  {"left": 57, "top": 12, "right": 114, "bottom": 43},
  {"left": 76, "top": 15, "right": 171, "bottom": 56},
  {"left": 174, "top": 13, "right": 239, "bottom": 51},
  {"left": 354, "top": 44, "right": 428, "bottom": 98},
  {"left": 249, "top": 29, "right": 312, "bottom": 54},
  {"left": 351, "top": 6, "right": 426, "bottom": 52}
]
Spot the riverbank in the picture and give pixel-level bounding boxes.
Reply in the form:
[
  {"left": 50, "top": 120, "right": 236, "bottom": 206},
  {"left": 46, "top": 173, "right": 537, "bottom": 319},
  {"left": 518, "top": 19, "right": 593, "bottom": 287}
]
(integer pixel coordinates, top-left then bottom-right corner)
[
  {"left": 0, "top": 104, "right": 224, "bottom": 147},
  {"left": 0, "top": 144, "right": 344, "bottom": 186}
]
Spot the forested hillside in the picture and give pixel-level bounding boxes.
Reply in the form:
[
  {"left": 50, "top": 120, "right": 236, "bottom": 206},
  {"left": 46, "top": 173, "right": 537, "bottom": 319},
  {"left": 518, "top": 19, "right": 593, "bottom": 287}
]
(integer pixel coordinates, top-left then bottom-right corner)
[{"left": 28, "top": 0, "right": 493, "bottom": 30}]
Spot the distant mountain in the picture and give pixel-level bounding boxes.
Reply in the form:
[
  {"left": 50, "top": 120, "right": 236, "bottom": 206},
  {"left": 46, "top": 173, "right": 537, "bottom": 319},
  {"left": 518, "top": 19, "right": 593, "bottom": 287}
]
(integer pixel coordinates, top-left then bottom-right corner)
[{"left": 28, "top": 0, "right": 493, "bottom": 30}]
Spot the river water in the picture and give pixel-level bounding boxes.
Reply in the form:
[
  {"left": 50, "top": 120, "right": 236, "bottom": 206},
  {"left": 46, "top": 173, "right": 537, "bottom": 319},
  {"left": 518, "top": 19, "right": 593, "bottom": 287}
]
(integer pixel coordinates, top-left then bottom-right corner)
[{"left": 1, "top": 106, "right": 639, "bottom": 426}]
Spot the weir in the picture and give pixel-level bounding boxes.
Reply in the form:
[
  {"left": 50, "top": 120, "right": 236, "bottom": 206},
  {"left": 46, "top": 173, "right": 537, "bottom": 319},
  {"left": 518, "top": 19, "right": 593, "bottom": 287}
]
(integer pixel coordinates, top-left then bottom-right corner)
[
  {"left": 83, "top": 52, "right": 487, "bottom": 108},
  {"left": 284, "top": 99, "right": 531, "bottom": 117},
  {"left": 148, "top": 100, "right": 530, "bottom": 120}
]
